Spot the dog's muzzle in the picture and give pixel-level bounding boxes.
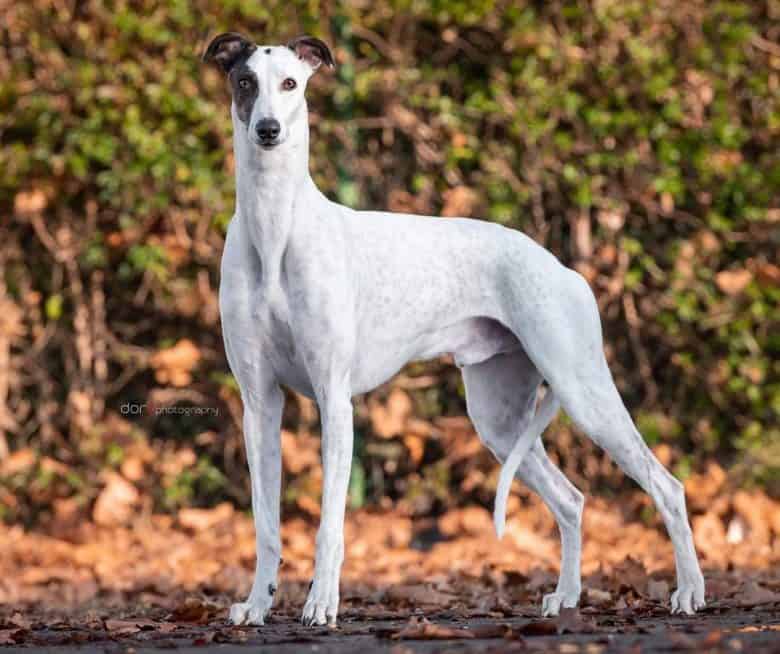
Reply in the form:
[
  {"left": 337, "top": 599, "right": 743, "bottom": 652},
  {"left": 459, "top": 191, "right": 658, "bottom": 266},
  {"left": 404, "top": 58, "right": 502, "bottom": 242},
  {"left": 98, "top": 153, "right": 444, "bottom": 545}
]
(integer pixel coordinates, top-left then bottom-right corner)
[{"left": 255, "top": 118, "right": 281, "bottom": 147}]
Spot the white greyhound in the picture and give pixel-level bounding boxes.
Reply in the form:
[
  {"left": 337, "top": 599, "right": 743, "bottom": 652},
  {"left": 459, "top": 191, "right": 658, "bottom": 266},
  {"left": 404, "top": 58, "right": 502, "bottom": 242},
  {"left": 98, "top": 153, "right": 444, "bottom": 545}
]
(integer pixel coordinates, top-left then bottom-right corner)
[{"left": 203, "top": 32, "right": 705, "bottom": 627}]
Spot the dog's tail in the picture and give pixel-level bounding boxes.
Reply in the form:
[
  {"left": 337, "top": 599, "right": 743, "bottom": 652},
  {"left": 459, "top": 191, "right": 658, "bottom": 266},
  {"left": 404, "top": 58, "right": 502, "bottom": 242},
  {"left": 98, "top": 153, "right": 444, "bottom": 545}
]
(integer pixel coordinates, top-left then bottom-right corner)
[{"left": 494, "top": 389, "right": 560, "bottom": 540}]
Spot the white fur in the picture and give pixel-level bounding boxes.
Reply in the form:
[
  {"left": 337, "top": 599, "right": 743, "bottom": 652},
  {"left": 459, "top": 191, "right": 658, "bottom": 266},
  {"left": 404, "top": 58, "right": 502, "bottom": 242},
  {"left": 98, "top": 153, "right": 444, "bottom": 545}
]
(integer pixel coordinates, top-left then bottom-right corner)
[
  {"left": 216, "top": 43, "right": 706, "bottom": 627},
  {"left": 493, "top": 389, "right": 560, "bottom": 540}
]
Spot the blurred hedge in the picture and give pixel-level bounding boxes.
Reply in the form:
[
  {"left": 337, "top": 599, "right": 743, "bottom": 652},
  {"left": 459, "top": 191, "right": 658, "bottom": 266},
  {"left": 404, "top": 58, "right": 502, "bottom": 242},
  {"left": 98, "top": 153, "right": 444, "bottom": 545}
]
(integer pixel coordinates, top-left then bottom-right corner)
[{"left": 0, "top": 1, "right": 778, "bottom": 525}]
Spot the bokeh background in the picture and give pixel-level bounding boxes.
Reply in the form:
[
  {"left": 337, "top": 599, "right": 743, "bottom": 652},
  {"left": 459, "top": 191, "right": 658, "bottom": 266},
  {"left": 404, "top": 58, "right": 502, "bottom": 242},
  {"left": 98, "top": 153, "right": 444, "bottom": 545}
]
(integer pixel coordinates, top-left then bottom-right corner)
[{"left": 0, "top": 0, "right": 778, "bottom": 544}]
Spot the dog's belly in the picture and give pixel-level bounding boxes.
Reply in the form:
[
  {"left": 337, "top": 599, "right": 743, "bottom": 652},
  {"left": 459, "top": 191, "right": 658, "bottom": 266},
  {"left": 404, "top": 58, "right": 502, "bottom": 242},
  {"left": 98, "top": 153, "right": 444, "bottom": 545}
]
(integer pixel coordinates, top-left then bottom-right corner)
[
  {"left": 349, "top": 316, "right": 521, "bottom": 395},
  {"left": 269, "top": 316, "right": 520, "bottom": 399}
]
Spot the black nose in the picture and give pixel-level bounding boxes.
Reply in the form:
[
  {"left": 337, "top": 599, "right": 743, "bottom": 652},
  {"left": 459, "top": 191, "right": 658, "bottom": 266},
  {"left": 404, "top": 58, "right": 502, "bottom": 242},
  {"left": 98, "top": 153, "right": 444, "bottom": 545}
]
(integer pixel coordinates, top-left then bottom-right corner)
[{"left": 256, "top": 118, "right": 281, "bottom": 143}]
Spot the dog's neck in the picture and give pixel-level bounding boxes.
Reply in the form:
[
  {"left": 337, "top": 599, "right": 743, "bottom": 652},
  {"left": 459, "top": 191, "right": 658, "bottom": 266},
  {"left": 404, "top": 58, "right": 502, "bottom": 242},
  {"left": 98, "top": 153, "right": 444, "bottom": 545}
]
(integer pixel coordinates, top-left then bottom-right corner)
[{"left": 232, "top": 103, "right": 313, "bottom": 291}]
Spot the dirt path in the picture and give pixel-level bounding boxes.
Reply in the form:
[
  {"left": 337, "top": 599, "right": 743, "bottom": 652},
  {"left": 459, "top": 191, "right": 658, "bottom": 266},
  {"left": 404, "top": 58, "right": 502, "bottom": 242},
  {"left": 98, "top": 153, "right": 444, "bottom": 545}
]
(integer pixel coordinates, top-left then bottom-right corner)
[{"left": 2, "top": 604, "right": 779, "bottom": 653}]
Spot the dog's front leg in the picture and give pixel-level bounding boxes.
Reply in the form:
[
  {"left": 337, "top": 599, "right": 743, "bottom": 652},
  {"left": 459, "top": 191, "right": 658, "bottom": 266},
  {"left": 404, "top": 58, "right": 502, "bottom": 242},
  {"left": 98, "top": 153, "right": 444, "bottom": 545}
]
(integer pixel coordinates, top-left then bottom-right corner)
[
  {"left": 301, "top": 385, "right": 354, "bottom": 626},
  {"left": 229, "top": 382, "right": 284, "bottom": 626}
]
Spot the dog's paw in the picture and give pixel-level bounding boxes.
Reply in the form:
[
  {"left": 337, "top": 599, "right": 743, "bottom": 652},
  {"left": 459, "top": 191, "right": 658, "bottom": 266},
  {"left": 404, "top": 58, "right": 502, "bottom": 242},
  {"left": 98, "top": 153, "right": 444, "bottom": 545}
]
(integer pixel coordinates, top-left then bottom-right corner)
[
  {"left": 670, "top": 581, "right": 706, "bottom": 615},
  {"left": 541, "top": 591, "right": 579, "bottom": 617},
  {"left": 229, "top": 598, "right": 272, "bottom": 626},
  {"left": 301, "top": 580, "right": 338, "bottom": 627}
]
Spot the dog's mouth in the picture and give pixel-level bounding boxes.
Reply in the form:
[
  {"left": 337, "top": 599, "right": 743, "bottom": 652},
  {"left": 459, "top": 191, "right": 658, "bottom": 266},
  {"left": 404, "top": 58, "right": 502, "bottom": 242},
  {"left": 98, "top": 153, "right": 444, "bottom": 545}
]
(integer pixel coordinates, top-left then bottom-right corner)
[{"left": 252, "top": 136, "right": 283, "bottom": 150}]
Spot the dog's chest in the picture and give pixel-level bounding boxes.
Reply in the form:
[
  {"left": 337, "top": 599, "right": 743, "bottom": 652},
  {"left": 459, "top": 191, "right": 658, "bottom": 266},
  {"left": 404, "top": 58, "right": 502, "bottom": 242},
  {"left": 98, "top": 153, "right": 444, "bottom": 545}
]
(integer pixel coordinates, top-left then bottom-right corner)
[
  {"left": 250, "top": 286, "right": 313, "bottom": 393},
  {"left": 219, "top": 220, "right": 314, "bottom": 397}
]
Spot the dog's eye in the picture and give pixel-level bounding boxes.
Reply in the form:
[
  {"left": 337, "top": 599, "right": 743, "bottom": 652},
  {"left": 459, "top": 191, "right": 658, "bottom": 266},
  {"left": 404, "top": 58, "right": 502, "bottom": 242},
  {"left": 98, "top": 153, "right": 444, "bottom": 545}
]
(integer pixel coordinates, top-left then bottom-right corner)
[
  {"left": 282, "top": 78, "right": 297, "bottom": 91},
  {"left": 238, "top": 78, "right": 252, "bottom": 90}
]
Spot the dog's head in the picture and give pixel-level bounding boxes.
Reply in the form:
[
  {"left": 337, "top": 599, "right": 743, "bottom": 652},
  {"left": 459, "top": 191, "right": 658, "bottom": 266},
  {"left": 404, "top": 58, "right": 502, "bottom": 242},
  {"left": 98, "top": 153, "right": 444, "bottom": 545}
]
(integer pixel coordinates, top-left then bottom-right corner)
[{"left": 203, "top": 33, "right": 334, "bottom": 150}]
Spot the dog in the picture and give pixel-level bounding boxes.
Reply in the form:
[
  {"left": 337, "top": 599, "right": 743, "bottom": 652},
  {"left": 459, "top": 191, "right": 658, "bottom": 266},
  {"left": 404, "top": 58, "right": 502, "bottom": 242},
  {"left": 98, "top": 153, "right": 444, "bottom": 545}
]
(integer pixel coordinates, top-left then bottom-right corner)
[{"left": 202, "top": 32, "right": 706, "bottom": 627}]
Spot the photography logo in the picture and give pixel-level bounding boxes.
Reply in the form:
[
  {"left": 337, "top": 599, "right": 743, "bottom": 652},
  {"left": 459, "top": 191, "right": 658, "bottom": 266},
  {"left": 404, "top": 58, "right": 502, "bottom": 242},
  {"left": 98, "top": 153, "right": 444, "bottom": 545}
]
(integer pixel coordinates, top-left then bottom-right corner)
[{"left": 120, "top": 402, "right": 219, "bottom": 417}]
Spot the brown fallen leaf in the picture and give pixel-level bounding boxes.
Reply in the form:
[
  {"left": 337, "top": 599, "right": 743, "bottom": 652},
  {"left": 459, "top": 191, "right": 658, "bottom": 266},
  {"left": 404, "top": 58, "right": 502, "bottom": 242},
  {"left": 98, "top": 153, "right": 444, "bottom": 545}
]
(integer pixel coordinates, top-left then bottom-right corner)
[
  {"left": 555, "top": 607, "right": 596, "bottom": 634},
  {"left": 92, "top": 472, "right": 140, "bottom": 527},
  {"left": 701, "top": 629, "right": 724, "bottom": 647},
  {"left": 692, "top": 512, "right": 729, "bottom": 567},
  {"left": 666, "top": 630, "right": 698, "bottom": 650},
  {"left": 213, "top": 627, "right": 249, "bottom": 643},
  {"left": 297, "top": 493, "right": 322, "bottom": 517},
  {"left": 442, "top": 185, "right": 479, "bottom": 217},
  {"left": 610, "top": 557, "right": 648, "bottom": 596},
  {"left": 120, "top": 456, "right": 145, "bottom": 481},
  {"left": 150, "top": 339, "right": 202, "bottom": 387},
  {"left": 438, "top": 506, "right": 493, "bottom": 538},
  {"left": 192, "top": 631, "right": 216, "bottom": 645},
  {"left": 755, "top": 262, "right": 780, "bottom": 287},
  {"left": 468, "top": 623, "right": 529, "bottom": 643},
  {"left": 647, "top": 579, "right": 670, "bottom": 602},
  {"left": 516, "top": 619, "right": 557, "bottom": 636},
  {"left": 14, "top": 189, "right": 47, "bottom": 214},
  {"left": 383, "top": 584, "right": 457, "bottom": 607},
  {"left": 105, "top": 619, "right": 142, "bottom": 635},
  {"left": 715, "top": 269, "right": 752, "bottom": 295},
  {"left": 403, "top": 433, "right": 425, "bottom": 466},
  {"left": 178, "top": 502, "right": 234, "bottom": 531},
  {"left": 8, "top": 612, "right": 32, "bottom": 630},
  {"left": 736, "top": 581, "right": 780, "bottom": 607},
  {"left": 0, "top": 448, "right": 36, "bottom": 476},
  {"left": 171, "top": 597, "right": 221, "bottom": 624},
  {"left": 281, "top": 429, "right": 320, "bottom": 474},
  {"left": 0, "top": 629, "right": 26, "bottom": 645},
  {"left": 584, "top": 587, "right": 612, "bottom": 606},
  {"left": 391, "top": 616, "right": 475, "bottom": 640},
  {"left": 370, "top": 388, "right": 413, "bottom": 438}
]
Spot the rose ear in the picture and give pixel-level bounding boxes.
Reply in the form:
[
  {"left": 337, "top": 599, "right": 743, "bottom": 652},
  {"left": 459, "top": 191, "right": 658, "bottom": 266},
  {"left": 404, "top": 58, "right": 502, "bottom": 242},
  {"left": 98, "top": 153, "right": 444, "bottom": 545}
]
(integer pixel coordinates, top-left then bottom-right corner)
[
  {"left": 203, "top": 32, "right": 256, "bottom": 73},
  {"left": 287, "top": 35, "right": 335, "bottom": 71}
]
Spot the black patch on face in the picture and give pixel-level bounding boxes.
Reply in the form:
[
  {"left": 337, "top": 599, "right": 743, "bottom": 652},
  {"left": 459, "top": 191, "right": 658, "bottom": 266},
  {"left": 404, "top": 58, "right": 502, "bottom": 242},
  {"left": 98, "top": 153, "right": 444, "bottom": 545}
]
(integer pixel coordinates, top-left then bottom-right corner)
[{"left": 229, "top": 63, "right": 258, "bottom": 125}]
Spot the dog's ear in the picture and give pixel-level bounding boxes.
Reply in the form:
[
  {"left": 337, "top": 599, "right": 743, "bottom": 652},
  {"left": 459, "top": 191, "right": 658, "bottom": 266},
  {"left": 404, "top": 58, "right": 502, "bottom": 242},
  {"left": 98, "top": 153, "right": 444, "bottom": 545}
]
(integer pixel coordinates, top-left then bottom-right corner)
[
  {"left": 203, "top": 32, "right": 256, "bottom": 73},
  {"left": 287, "top": 35, "right": 335, "bottom": 71}
]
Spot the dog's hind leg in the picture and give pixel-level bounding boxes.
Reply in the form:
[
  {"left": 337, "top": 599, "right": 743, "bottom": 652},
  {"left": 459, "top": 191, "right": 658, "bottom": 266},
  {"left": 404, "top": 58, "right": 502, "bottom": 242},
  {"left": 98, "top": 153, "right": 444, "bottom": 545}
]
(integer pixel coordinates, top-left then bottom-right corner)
[
  {"left": 511, "top": 270, "right": 705, "bottom": 614},
  {"left": 463, "top": 351, "right": 584, "bottom": 616},
  {"left": 551, "top": 375, "right": 705, "bottom": 613},
  {"left": 522, "top": 439, "right": 584, "bottom": 615}
]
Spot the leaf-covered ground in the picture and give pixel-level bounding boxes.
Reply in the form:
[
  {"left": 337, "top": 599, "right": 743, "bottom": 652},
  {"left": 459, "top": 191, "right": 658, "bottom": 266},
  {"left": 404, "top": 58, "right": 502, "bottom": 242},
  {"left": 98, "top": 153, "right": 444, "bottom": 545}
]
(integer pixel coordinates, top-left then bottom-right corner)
[
  {"left": 2, "top": 608, "right": 780, "bottom": 653},
  {"left": 2, "top": 478, "right": 780, "bottom": 652}
]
